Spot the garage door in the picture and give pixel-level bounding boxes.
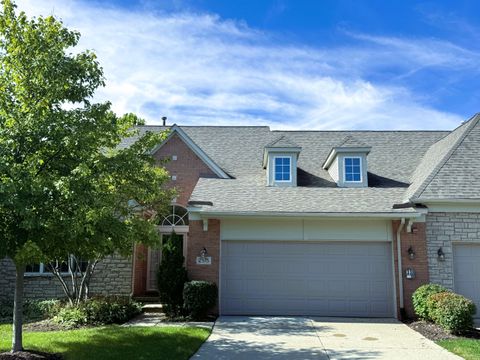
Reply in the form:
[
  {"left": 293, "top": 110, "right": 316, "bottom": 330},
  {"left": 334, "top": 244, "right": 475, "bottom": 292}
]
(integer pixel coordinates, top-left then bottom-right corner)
[
  {"left": 454, "top": 244, "right": 480, "bottom": 318},
  {"left": 221, "top": 241, "right": 394, "bottom": 317}
]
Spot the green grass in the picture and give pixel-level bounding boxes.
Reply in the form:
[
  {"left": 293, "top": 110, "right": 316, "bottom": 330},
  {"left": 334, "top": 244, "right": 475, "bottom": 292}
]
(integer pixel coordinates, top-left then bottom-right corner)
[
  {"left": 0, "top": 323, "right": 210, "bottom": 360},
  {"left": 438, "top": 339, "right": 480, "bottom": 360}
]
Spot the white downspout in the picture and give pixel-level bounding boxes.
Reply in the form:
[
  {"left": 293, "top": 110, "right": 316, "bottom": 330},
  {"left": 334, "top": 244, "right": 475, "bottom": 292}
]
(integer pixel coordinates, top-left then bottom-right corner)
[{"left": 397, "top": 218, "right": 406, "bottom": 314}]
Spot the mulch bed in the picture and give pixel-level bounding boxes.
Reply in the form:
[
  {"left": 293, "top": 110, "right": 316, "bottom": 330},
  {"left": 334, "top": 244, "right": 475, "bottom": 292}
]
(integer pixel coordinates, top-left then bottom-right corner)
[
  {"left": 0, "top": 351, "right": 62, "bottom": 360},
  {"left": 406, "top": 320, "right": 480, "bottom": 341},
  {"left": 23, "top": 320, "right": 67, "bottom": 333}
]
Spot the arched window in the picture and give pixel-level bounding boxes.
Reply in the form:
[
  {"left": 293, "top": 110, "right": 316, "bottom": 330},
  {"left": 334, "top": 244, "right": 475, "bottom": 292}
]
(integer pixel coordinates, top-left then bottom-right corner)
[{"left": 161, "top": 205, "right": 189, "bottom": 226}]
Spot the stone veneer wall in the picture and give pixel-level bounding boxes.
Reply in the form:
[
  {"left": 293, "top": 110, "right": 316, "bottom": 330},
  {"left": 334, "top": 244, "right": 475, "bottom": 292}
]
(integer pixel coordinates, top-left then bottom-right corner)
[
  {"left": 426, "top": 212, "right": 480, "bottom": 289},
  {"left": 0, "top": 254, "right": 132, "bottom": 302}
]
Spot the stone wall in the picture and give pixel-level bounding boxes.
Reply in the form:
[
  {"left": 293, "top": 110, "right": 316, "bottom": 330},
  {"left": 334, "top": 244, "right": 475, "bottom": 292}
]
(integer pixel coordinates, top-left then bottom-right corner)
[
  {"left": 426, "top": 212, "right": 480, "bottom": 289},
  {"left": 0, "top": 254, "right": 132, "bottom": 303}
]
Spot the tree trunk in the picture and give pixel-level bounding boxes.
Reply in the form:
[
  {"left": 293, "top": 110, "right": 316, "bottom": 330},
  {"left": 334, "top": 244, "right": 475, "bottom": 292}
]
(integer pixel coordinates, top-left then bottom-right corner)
[{"left": 12, "top": 263, "right": 25, "bottom": 352}]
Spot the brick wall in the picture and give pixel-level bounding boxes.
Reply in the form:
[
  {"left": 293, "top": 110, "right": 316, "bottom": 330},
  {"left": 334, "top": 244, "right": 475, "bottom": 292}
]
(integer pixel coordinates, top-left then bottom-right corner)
[
  {"left": 0, "top": 255, "right": 132, "bottom": 303},
  {"left": 133, "top": 132, "right": 218, "bottom": 296},
  {"left": 186, "top": 220, "right": 220, "bottom": 285},
  {"left": 426, "top": 212, "right": 480, "bottom": 289},
  {"left": 392, "top": 220, "right": 429, "bottom": 318}
]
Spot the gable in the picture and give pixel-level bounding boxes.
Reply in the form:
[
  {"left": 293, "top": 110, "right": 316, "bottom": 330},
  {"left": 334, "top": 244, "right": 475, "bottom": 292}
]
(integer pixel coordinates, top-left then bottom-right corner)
[{"left": 418, "top": 116, "right": 480, "bottom": 200}]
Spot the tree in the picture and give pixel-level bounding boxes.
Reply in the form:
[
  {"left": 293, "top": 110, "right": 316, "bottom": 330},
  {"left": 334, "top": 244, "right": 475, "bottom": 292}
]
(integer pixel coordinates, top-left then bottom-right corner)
[
  {"left": 158, "top": 232, "right": 188, "bottom": 317},
  {"left": 119, "top": 112, "right": 146, "bottom": 125},
  {"left": 0, "top": 1, "right": 172, "bottom": 352}
]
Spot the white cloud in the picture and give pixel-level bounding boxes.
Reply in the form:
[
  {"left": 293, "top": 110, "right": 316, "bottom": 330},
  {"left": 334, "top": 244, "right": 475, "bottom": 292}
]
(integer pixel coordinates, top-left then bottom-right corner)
[{"left": 16, "top": 0, "right": 472, "bottom": 130}]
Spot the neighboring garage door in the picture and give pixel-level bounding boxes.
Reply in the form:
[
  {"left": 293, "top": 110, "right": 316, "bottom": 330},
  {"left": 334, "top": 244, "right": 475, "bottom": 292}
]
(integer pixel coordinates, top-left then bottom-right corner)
[
  {"left": 454, "top": 244, "right": 480, "bottom": 319},
  {"left": 221, "top": 241, "right": 394, "bottom": 317}
]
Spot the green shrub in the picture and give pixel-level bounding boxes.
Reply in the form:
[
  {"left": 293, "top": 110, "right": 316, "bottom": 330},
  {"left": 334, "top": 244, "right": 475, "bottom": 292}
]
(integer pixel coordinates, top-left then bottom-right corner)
[
  {"left": 0, "top": 299, "right": 62, "bottom": 322},
  {"left": 54, "top": 306, "right": 87, "bottom": 327},
  {"left": 183, "top": 281, "right": 217, "bottom": 320},
  {"left": 158, "top": 232, "right": 188, "bottom": 317},
  {"left": 82, "top": 296, "right": 142, "bottom": 325},
  {"left": 412, "top": 283, "right": 449, "bottom": 320},
  {"left": 427, "top": 292, "right": 476, "bottom": 334},
  {"left": 53, "top": 296, "right": 141, "bottom": 327}
]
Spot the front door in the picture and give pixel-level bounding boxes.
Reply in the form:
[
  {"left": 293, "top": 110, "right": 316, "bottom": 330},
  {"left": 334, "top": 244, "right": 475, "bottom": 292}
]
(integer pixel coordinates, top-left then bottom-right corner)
[{"left": 146, "top": 233, "right": 186, "bottom": 292}]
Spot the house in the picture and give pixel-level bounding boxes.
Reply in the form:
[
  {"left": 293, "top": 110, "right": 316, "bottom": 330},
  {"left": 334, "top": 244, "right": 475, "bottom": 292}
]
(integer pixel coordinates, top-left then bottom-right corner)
[{"left": 1, "top": 114, "right": 479, "bottom": 319}]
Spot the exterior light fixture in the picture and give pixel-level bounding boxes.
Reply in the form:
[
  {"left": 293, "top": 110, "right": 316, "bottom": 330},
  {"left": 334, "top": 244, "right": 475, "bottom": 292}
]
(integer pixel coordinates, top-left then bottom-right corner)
[
  {"left": 200, "top": 247, "right": 208, "bottom": 257},
  {"left": 437, "top": 247, "right": 446, "bottom": 262},
  {"left": 405, "top": 268, "right": 416, "bottom": 279},
  {"left": 407, "top": 246, "right": 415, "bottom": 260}
]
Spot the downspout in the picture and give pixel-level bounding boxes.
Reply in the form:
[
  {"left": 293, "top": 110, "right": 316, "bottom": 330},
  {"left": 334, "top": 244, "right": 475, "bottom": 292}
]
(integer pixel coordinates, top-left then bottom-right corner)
[{"left": 397, "top": 218, "right": 406, "bottom": 318}]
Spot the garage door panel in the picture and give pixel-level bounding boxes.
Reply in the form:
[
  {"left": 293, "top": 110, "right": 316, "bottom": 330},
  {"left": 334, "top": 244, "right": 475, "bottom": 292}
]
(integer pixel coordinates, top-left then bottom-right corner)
[
  {"left": 221, "top": 241, "right": 394, "bottom": 317},
  {"left": 454, "top": 244, "right": 480, "bottom": 319}
]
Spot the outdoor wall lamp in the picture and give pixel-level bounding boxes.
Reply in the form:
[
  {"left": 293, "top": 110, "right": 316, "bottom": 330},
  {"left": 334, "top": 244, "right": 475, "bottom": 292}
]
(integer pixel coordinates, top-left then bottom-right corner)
[
  {"left": 405, "top": 268, "right": 416, "bottom": 279},
  {"left": 200, "top": 247, "right": 208, "bottom": 257},
  {"left": 437, "top": 247, "right": 446, "bottom": 262},
  {"left": 407, "top": 246, "right": 415, "bottom": 260}
]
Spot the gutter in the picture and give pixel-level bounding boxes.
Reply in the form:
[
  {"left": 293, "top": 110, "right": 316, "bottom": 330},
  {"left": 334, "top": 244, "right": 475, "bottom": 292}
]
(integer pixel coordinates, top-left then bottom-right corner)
[{"left": 397, "top": 218, "right": 406, "bottom": 318}]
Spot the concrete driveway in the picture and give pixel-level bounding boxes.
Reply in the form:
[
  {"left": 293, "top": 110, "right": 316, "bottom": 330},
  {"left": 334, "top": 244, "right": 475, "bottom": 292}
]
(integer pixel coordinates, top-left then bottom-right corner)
[{"left": 192, "top": 316, "right": 462, "bottom": 360}]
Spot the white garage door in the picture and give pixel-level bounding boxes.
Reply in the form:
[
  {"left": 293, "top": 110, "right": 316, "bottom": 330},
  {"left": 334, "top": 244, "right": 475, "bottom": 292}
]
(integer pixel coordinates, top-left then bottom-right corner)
[
  {"left": 221, "top": 241, "right": 394, "bottom": 317},
  {"left": 454, "top": 244, "right": 480, "bottom": 319}
]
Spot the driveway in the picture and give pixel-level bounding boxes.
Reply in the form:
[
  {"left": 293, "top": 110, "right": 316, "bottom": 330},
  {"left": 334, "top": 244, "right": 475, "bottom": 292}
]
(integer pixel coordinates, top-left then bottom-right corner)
[{"left": 192, "top": 316, "right": 462, "bottom": 360}]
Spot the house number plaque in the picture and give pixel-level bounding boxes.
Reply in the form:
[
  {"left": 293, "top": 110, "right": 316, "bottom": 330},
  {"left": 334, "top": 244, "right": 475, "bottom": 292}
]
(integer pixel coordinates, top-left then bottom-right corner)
[{"left": 196, "top": 256, "right": 212, "bottom": 265}]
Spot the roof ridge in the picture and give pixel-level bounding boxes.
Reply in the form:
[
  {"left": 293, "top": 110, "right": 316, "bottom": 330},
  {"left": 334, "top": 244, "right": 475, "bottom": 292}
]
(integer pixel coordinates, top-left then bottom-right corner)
[{"left": 412, "top": 114, "right": 480, "bottom": 200}]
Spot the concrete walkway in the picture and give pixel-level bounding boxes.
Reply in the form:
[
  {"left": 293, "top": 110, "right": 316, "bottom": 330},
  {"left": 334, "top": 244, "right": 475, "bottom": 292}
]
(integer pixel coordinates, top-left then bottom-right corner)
[
  {"left": 122, "top": 313, "right": 214, "bottom": 330},
  {"left": 192, "top": 316, "right": 462, "bottom": 360}
]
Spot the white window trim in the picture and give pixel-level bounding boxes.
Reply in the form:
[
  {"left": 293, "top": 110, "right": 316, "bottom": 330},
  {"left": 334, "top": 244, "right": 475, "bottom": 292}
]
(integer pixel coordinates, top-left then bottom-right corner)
[
  {"left": 25, "top": 257, "right": 86, "bottom": 277},
  {"left": 273, "top": 155, "right": 293, "bottom": 183},
  {"left": 343, "top": 156, "right": 363, "bottom": 183}
]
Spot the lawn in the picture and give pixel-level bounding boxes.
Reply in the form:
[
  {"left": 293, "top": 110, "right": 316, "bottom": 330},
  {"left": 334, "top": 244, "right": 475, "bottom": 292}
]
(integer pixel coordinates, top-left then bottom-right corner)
[
  {"left": 438, "top": 339, "right": 480, "bottom": 360},
  {"left": 0, "top": 323, "right": 210, "bottom": 360}
]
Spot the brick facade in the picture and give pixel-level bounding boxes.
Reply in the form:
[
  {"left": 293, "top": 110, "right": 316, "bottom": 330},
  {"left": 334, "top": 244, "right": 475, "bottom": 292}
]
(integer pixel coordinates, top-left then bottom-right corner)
[
  {"left": 392, "top": 220, "right": 429, "bottom": 318},
  {"left": 132, "top": 132, "right": 218, "bottom": 296},
  {"left": 426, "top": 212, "right": 480, "bottom": 289}
]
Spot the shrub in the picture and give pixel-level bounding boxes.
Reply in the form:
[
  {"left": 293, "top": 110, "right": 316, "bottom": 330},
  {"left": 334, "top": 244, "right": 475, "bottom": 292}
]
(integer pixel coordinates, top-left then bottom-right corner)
[
  {"left": 412, "top": 283, "right": 449, "bottom": 320},
  {"left": 0, "top": 299, "right": 62, "bottom": 322},
  {"left": 54, "top": 306, "right": 87, "bottom": 327},
  {"left": 183, "top": 281, "right": 217, "bottom": 320},
  {"left": 427, "top": 292, "right": 476, "bottom": 334},
  {"left": 82, "top": 296, "right": 142, "bottom": 325},
  {"left": 53, "top": 296, "right": 142, "bottom": 327},
  {"left": 158, "top": 232, "right": 188, "bottom": 317}
]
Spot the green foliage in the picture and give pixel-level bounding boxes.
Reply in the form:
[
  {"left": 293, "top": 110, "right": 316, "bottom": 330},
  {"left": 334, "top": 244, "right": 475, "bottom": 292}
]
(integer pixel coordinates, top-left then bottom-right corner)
[
  {"left": 0, "top": 299, "right": 61, "bottom": 322},
  {"left": 158, "top": 232, "right": 188, "bottom": 317},
  {"left": 119, "top": 112, "right": 146, "bottom": 125},
  {"left": 183, "top": 281, "right": 217, "bottom": 320},
  {"left": 81, "top": 296, "right": 142, "bottom": 325},
  {"left": 427, "top": 292, "right": 476, "bottom": 334},
  {"left": 53, "top": 296, "right": 142, "bottom": 327},
  {"left": 412, "top": 283, "right": 449, "bottom": 320}
]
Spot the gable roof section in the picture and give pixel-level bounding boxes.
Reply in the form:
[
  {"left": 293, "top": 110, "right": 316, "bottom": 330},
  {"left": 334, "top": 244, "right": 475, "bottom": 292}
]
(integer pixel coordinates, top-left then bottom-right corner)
[
  {"left": 404, "top": 114, "right": 480, "bottom": 202},
  {"left": 323, "top": 135, "right": 372, "bottom": 169},
  {"left": 151, "top": 124, "right": 230, "bottom": 179}
]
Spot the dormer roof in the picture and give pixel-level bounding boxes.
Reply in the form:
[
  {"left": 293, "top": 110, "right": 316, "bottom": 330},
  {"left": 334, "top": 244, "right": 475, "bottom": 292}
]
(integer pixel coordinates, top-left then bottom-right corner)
[
  {"left": 263, "top": 135, "right": 301, "bottom": 168},
  {"left": 323, "top": 135, "right": 372, "bottom": 170}
]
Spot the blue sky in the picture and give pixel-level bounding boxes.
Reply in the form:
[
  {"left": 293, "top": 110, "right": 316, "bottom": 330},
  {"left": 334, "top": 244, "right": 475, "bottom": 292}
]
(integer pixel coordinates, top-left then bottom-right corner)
[{"left": 18, "top": 0, "right": 480, "bottom": 129}]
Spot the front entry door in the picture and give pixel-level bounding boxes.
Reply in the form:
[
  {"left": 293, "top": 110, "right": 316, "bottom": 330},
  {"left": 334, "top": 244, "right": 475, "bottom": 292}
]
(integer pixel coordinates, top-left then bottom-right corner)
[{"left": 146, "top": 233, "right": 186, "bottom": 292}]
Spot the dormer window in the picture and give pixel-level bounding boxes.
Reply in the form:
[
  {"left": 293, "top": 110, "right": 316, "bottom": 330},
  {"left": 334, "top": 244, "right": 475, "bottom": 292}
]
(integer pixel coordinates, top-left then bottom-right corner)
[
  {"left": 274, "top": 156, "right": 291, "bottom": 182},
  {"left": 344, "top": 157, "right": 362, "bottom": 182},
  {"left": 323, "top": 136, "right": 371, "bottom": 188},
  {"left": 263, "top": 136, "right": 301, "bottom": 187}
]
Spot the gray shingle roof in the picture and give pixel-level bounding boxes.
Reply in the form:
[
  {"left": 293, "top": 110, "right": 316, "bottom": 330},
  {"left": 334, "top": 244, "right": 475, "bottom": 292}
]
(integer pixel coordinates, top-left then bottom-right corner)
[
  {"left": 405, "top": 114, "right": 480, "bottom": 201},
  {"left": 337, "top": 135, "right": 370, "bottom": 148},
  {"left": 120, "top": 120, "right": 479, "bottom": 214},
  {"left": 266, "top": 135, "right": 301, "bottom": 148}
]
